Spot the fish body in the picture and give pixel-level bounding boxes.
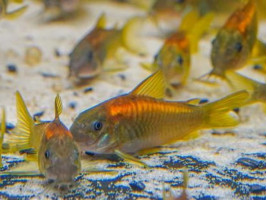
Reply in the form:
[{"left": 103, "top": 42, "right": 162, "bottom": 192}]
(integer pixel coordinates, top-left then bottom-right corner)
[
  {"left": 70, "top": 71, "right": 248, "bottom": 154},
  {"left": 7, "top": 93, "right": 80, "bottom": 187},
  {"left": 69, "top": 14, "right": 144, "bottom": 83},
  {"left": 149, "top": 11, "right": 213, "bottom": 87},
  {"left": 154, "top": 32, "right": 190, "bottom": 86},
  {"left": 210, "top": 0, "right": 257, "bottom": 77}
]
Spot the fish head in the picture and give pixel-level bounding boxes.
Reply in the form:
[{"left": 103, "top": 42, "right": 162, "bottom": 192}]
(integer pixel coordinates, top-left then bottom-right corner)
[
  {"left": 69, "top": 39, "right": 101, "bottom": 81},
  {"left": 39, "top": 120, "right": 81, "bottom": 188},
  {"left": 211, "top": 29, "right": 250, "bottom": 71},
  {"left": 155, "top": 33, "right": 190, "bottom": 86},
  {"left": 70, "top": 104, "right": 112, "bottom": 152}
]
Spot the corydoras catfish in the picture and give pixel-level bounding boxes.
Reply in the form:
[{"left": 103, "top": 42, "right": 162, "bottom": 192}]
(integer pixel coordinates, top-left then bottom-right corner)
[
  {"left": 5, "top": 92, "right": 80, "bottom": 189},
  {"left": 70, "top": 71, "right": 248, "bottom": 159}
]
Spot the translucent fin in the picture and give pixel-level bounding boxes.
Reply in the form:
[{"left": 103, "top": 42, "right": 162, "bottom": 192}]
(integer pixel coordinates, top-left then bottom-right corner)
[
  {"left": 185, "top": 98, "right": 203, "bottom": 105},
  {"left": 188, "top": 12, "right": 214, "bottom": 53},
  {"left": 54, "top": 94, "right": 62, "bottom": 119},
  {"left": 95, "top": 13, "right": 106, "bottom": 29},
  {"left": 180, "top": 131, "right": 200, "bottom": 141},
  {"left": 5, "top": 5, "right": 27, "bottom": 20},
  {"left": 203, "top": 90, "right": 249, "bottom": 128},
  {"left": 225, "top": 71, "right": 266, "bottom": 104},
  {"left": 114, "top": 150, "right": 148, "bottom": 168},
  {"left": 130, "top": 70, "right": 166, "bottom": 99},
  {"left": 7, "top": 91, "right": 34, "bottom": 150},
  {"left": 140, "top": 62, "right": 158, "bottom": 72},
  {"left": 121, "top": 16, "right": 147, "bottom": 56}
]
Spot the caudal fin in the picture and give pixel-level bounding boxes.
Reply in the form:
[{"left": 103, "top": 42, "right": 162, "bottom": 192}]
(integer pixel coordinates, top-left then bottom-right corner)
[{"left": 203, "top": 90, "right": 249, "bottom": 128}]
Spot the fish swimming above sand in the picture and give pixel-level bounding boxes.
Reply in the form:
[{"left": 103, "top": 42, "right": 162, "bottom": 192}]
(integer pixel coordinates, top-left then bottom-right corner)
[
  {"left": 143, "top": 10, "right": 214, "bottom": 88},
  {"left": 69, "top": 14, "right": 146, "bottom": 84},
  {"left": 3, "top": 92, "right": 81, "bottom": 190},
  {"left": 70, "top": 70, "right": 249, "bottom": 163}
]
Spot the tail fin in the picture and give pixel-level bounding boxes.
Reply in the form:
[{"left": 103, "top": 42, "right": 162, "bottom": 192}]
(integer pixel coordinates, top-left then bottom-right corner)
[
  {"left": 179, "top": 10, "right": 214, "bottom": 53},
  {"left": 203, "top": 90, "right": 249, "bottom": 128},
  {"left": 6, "top": 91, "right": 34, "bottom": 151},
  {"left": 121, "top": 16, "right": 147, "bottom": 56},
  {"left": 225, "top": 71, "right": 266, "bottom": 104}
]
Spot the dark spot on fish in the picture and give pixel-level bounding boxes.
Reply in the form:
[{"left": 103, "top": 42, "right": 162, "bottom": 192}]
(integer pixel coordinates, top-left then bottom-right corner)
[
  {"left": 211, "top": 130, "right": 235, "bottom": 136},
  {"left": 69, "top": 101, "right": 77, "bottom": 109},
  {"left": 236, "top": 157, "right": 266, "bottom": 170},
  {"left": 249, "top": 184, "right": 266, "bottom": 194},
  {"left": 154, "top": 53, "right": 159, "bottom": 61},
  {"left": 6, "top": 64, "right": 17, "bottom": 73},
  {"left": 118, "top": 74, "right": 126, "bottom": 81},
  {"left": 129, "top": 180, "right": 145, "bottom": 191},
  {"left": 165, "top": 88, "right": 173, "bottom": 98},
  {"left": 253, "top": 64, "right": 262, "bottom": 70},
  {"left": 233, "top": 107, "right": 240, "bottom": 113},
  {"left": 176, "top": 0, "right": 185, "bottom": 3},
  {"left": 199, "top": 98, "right": 209, "bottom": 104},
  {"left": 33, "top": 111, "right": 45, "bottom": 121},
  {"left": 40, "top": 72, "right": 59, "bottom": 78},
  {"left": 211, "top": 38, "right": 216, "bottom": 45},
  {"left": 235, "top": 42, "right": 243, "bottom": 52},
  {"left": 176, "top": 55, "right": 183, "bottom": 65},
  {"left": 83, "top": 87, "right": 93, "bottom": 93},
  {"left": 87, "top": 51, "right": 94, "bottom": 62}
]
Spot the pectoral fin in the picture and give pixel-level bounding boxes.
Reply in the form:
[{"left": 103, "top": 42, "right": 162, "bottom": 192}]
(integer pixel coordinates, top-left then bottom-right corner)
[{"left": 114, "top": 150, "right": 148, "bottom": 168}]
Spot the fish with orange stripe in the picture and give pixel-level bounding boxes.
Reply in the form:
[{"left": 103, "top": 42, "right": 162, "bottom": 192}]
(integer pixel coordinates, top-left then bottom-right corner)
[
  {"left": 143, "top": 10, "right": 214, "bottom": 88},
  {"left": 70, "top": 70, "right": 249, "bottom": 162},
  {"left": 207, "top": 0, "right": 258, "bottom": 78},
  {"left": 4, "top": 92, "right": 81, "bottom": 190}
]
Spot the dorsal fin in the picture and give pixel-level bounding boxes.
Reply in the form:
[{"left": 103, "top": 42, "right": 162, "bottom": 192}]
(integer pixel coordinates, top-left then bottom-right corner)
[
  {"left": 7, "top": 91, "right": 35, "bottom": 150},
  {"left": 130, "top": 70, "right": 166, "bottom": 99},
  {"left": 95, "top": 13, "right": 106, "bottom": 29},
  {"left": 55, "top": 94, "right": 62, "bottom": 119}
]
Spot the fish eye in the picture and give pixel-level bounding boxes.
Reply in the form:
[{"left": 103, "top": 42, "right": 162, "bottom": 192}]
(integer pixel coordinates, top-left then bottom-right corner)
[
  {"left": 93, "top": 121, "right": 103, "bottom": 131},
  {"left": 176, "top": 55, "right": 183, "bottom": 65},
  {"left": 235, "top": 42, "right": 243, "bottom": 52},
  {"left": 45, "top": 150, "right": 50, "bottom": 159},
  {"left": 87, "top": 51, "right": 94, "bottom": 61}
]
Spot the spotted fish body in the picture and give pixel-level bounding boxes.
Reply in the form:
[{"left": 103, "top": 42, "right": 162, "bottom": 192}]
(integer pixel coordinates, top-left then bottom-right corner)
[
  {"left": 211, "top": 0, "right": 257, "bottom": 77},
  {"left": 70, "top": 71, "right": 249, "bottom": 154}
]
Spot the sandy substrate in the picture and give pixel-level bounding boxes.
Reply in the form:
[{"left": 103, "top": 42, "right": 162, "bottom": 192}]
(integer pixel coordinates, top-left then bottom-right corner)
[{"left": 0, "top": 1, "right": 266, "bottom": 199}]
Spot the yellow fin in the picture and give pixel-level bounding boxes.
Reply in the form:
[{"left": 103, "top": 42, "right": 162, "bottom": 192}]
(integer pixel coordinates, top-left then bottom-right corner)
[
  {"left": 55, "top": 94, "right": 62, "bottom": 119},
  {"left": 130, "top": 70, "right": 166, "bottom": 99},
  {"left": 121, "top": 16, "right": 147, "bottom": 55},
  {"left": 114, "top": 150, "right": 148, "bottom": 168},
  {"left": 179, "top": 10, "right": 199, "bottom": 33},
  {"left": 6, "top": 91, "right": 34, "bottom": 151},
  {"left": 203, "top": 90, "right": 249, "bottom": 128},
  {"left": 5, "top": 5, "right": 27, "bottom": 20},
  {"left": 140, "top": 62, "right": 158, "bottom": 72},
  {"left": 95, "top": 13, "right": 106, "bottom": 29},
  {"left": 181, "top": 131, "right": 200, "bottom": 141},
  {"left": 225, "top": 71, "right": 266, "bottom": 104},
  {"left": 186, "top": 98, "right": 202, "bottom": 105},
  {"left": 188, "top": 12, "right": 214, "bottom": 53}
]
